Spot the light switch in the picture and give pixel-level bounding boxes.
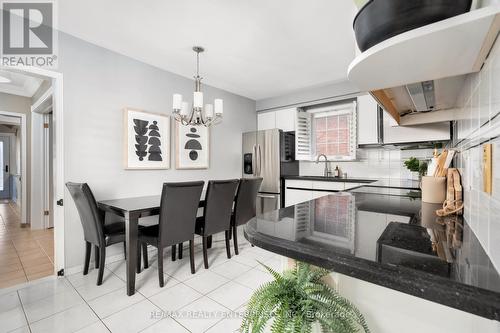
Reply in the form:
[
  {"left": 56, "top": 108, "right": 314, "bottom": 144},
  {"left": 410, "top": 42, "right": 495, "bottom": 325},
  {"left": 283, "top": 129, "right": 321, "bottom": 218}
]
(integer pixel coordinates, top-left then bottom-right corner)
[{"left": 483, "top": 144, "right": 492, "bottom": 194}]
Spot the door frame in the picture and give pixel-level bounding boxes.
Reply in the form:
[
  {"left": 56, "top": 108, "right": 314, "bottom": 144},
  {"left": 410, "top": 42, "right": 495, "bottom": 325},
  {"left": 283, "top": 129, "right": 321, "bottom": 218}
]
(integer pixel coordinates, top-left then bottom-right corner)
[
  {"left": 1, "top": 65, "right": 65, "bottom": 274},
  {"left": 0, "top": 112, "right": 27, "bottom": 225}
]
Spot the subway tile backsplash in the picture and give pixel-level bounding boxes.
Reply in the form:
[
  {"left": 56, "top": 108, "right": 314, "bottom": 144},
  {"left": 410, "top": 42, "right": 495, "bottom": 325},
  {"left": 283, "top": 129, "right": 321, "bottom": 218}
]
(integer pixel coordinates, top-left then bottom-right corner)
[
  {"left": 300, "top": 147, "right": 435, "bottom": 181},
  {"left": 454, "top": 37, "right": 500, "bottom": 272}
]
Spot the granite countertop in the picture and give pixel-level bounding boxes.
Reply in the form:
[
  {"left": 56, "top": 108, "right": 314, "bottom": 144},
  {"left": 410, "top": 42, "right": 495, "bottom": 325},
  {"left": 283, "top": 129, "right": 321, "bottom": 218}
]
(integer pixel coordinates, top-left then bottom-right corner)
[
  {"left": 244, "top": 189, "right": 500, "bottom": 321},
  {"left": 283, "top": 175, "right": 421, "bottom": 190}
]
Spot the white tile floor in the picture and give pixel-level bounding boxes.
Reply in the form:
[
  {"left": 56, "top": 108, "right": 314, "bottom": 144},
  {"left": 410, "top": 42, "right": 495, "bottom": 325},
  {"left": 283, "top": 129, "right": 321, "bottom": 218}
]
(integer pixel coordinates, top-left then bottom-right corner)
[{"left": 0, "top": 231, "right": 283, "bottom": 333}]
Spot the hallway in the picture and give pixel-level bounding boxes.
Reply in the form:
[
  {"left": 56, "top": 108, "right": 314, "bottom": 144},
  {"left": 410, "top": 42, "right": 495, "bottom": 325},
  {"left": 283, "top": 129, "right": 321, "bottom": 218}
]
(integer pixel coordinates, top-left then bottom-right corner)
[{"left": 0, "top": 200, "right": 54, "bottom": 288}]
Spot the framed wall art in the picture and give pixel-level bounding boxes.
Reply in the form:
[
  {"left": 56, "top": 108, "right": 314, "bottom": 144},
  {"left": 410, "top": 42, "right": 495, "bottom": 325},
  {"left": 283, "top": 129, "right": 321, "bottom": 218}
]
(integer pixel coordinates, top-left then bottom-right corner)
[
  {"left": 124, "top": 108, "right": 170, "bottom": 169},
  {"left": 175, "top": 122, "right": 210, "bottom": 169}
]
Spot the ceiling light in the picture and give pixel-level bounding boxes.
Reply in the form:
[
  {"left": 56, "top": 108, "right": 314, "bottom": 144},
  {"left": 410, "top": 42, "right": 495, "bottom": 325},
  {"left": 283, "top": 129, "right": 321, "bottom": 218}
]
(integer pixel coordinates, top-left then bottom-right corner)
[
  {"left": 172, "top": 46, "right": 223, "bottom": 127},
  {"left": 0, "top": 76, "right": 11, "bottom": 83}
]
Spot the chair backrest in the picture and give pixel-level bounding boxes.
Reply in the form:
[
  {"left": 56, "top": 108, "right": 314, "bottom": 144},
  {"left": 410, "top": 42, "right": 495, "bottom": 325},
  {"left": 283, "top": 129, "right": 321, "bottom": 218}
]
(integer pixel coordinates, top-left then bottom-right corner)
[
  {"left": 234, "top": 177, "right": 263, "bottom": 226},
  {"left": 66, "top": 182, "right": 104, "bottom": 245},
  {"left": 202, "top": 179, "right": 239, "bottom": 235},
  {"left": 158, "top": 181, "right": 204, "bottom": 245}
]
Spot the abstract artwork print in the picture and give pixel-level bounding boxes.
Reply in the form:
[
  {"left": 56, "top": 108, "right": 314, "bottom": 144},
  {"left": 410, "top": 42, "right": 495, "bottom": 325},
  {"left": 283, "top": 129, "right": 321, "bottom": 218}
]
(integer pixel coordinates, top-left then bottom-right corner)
[
  {"left": 124, "top": 108, "right": 170, "bottom": 169},
  {"left": 176, "top": 122, "right": 209, "bottom": 169}
]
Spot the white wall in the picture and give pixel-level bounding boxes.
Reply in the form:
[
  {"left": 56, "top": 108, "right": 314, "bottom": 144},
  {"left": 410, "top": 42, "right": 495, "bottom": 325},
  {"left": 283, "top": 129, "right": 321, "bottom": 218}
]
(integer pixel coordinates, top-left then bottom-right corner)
[
  {"left": 453, "top": 37, "right": 500, "bottom": 271},
  {"left": 56, "top": 33, "right": 257, "bottom": 269}
]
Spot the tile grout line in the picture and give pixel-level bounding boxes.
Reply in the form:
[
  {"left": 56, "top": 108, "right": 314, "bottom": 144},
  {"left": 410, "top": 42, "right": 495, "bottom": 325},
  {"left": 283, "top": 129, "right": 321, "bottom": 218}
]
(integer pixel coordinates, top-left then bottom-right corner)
[
  {"left": 16, "top": 289, "right": 33, "bottom": 333},
  {"left": 64, "top": 276, "right": 112, "bottom": 333}
]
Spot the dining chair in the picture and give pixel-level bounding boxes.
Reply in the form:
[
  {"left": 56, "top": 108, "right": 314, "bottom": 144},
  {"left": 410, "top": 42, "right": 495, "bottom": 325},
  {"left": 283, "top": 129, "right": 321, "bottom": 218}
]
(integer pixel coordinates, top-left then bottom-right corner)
[
  {"left": 231, "top": 177, "right": 263, "bottom": 255},
  {"left": 66, "top": 182, "right": 127, "bottom": 285},
  {"left": 137, "top": 181, "right": 204, "bottom": 287},
  {"left": 195, "top": 179, "right": 239, "bottom": 269}
]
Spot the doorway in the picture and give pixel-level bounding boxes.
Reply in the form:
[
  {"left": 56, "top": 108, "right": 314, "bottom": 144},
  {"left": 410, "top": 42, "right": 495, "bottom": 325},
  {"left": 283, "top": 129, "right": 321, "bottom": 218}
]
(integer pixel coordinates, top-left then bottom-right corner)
[
  {"left": 0, "top": 136, "right": 11, "bottom": 199},
  {"left": 0, "top": 66, "right": 63, "bottom": 288}
]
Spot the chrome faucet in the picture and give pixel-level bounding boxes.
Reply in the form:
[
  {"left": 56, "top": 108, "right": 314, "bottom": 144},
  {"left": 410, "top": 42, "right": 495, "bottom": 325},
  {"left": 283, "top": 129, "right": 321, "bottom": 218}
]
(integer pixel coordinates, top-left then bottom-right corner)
[{"left": 315, "top": 154, "right": 330, "bottom": 177}]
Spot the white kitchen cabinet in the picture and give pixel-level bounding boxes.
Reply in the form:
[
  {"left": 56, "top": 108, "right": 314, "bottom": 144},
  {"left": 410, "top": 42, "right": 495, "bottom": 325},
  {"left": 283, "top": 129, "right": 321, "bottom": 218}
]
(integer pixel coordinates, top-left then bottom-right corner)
[
  {"left": 382, "top": 111, "right": 450, "bottom": 144},
  {"left": 285, "top": 188, "right": 313, "bottom": 207},
  {"left": 312, "top": 181, "right": 344, "bottom": 191},
  {"left": 285, "top": 180, "right": 313, "bottom": 207},
  {"left": 257, "top": 112, "right": 276, "bottom": 131},
  {"left": 357, "top": 94, "right": 380, "bottom": 145},
  {"left": 258, "top": 108, "right": 297, "bottom": 131},
  {"left": 275, "top": 108, "right": 296, "bottom": 132}
]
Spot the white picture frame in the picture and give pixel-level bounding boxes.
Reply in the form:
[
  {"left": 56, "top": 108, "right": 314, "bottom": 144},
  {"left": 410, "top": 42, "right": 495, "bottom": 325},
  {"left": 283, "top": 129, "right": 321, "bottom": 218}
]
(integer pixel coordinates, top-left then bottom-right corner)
[
  {"left": 175, "top": 122, "right": 210, "bottom": 169},
  {"left": 124, "top": 108, "right": 170, "bottom": 169}
]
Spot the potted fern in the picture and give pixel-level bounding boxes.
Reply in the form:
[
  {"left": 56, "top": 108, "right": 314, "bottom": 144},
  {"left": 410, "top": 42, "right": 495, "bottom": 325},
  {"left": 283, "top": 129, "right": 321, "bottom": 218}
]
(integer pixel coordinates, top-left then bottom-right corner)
[{"left": 241, "top": 261, "right": 370, "bottom": 333}]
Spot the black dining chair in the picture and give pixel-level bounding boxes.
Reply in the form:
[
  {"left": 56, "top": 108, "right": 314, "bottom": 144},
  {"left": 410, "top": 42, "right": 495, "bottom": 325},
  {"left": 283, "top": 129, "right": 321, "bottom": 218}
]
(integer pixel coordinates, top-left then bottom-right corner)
[
  {"left": 66, "top": 182, "right": 127, "bottom": 285},
  {"left": 231, "top": 177, "right": 263, "bottom": 255},
  {"left": 137, "top": 181, "right": 204, "bottom": 287},
  {"left": 195, "top": 179, "right": 239, "bottom": 269}
]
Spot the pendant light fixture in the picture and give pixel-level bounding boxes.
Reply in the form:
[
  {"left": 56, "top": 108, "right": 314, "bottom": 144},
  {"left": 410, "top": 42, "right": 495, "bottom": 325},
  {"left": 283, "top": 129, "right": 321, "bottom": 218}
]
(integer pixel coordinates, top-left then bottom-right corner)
[{"left": 172, "top": 46, "right": 223, "bottom": 127}]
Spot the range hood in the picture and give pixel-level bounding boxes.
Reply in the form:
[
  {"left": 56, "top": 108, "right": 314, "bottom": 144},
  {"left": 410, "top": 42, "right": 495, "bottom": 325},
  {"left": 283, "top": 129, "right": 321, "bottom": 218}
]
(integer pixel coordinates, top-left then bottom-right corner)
[
  {"left": 387, "top": 75, "right": 467, "bottom": 117},
  {"left": 406, "top": 81, "right": 436, "bottom": 112}
]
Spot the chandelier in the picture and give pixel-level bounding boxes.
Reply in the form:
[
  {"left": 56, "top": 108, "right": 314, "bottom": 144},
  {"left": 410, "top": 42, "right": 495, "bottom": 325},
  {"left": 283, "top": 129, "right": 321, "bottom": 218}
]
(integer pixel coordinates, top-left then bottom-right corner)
[{"left": 172, "top": 46, "right": 223, "bottom": 127}]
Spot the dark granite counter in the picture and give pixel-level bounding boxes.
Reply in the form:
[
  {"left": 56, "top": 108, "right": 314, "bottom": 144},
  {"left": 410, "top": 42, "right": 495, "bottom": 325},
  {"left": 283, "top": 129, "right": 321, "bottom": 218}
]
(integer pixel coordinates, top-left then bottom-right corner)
[
  {"left": 244, "top": 189, "right": 500, "bottom": 320},
  {"left": 283, "top": 175, "right": 420, "bottom": 190}
]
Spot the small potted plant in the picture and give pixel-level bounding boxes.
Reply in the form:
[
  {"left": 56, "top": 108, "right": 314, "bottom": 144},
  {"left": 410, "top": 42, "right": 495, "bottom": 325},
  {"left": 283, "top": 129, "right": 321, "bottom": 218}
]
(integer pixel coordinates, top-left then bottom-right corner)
[
  {"left": 404, "top": 157, "right": 427, "bottom": 181},
  {"left": 241, "top": 261, "right": 370, "bottom": 333}
]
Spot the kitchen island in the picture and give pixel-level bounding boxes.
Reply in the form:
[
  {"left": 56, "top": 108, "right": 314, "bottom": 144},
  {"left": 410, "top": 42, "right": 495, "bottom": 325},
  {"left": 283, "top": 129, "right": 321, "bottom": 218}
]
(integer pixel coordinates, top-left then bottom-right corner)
[{"left": 244, "top": 189, "right": 500, "bottom": 332}]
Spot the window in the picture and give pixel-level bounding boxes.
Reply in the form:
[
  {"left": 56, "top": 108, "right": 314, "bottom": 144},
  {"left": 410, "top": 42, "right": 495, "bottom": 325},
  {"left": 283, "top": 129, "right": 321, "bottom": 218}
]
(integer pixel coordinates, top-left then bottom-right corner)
[{"left": 295, "top": 102, "right": 357, "bottom": 161}]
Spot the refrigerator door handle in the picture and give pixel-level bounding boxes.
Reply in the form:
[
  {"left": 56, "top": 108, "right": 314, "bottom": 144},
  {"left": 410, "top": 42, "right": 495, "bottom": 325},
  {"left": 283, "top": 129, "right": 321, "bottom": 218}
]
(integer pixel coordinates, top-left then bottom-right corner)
[
  {"left": 257, "top": 144, "right": 262, "bottom": 176},
  {"left": 252, "top": 144, "right": 257, "bottom": 176},
  {"left": 257, "top": 193, "right": 276, "bottom": 199}
]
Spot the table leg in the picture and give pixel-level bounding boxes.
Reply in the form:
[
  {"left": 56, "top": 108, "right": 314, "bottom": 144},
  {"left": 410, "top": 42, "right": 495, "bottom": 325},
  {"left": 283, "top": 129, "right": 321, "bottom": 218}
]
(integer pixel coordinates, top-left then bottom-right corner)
[{"left": 125, "top": 212, "right": 138, "bottom": 296}]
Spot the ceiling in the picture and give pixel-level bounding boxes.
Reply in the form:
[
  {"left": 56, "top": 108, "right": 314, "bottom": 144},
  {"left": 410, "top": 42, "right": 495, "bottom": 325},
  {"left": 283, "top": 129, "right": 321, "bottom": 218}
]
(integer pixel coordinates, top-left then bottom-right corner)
[
  {"left": 0, "top": 70, "right": 44, "bottom": 97},
  {"left": 58, "top": 0, "right": 358, "bottom": 100}
]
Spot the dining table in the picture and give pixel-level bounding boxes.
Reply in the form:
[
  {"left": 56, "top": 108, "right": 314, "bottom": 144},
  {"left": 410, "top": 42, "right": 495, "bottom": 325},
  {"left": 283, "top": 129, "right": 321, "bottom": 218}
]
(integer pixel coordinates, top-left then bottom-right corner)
[{"left": 98, "top": 195, "right": 205, "bottom": 296}]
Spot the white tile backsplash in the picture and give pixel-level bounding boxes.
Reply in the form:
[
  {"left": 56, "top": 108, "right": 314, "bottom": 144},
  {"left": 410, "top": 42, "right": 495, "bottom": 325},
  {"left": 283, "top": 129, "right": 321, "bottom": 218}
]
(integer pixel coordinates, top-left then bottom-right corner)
[
  {"left": 454, "top": 37, "right": 500, "bottom": 271},
  {"left": 300, "top": 148, "right": 434, "bottom": 180}
]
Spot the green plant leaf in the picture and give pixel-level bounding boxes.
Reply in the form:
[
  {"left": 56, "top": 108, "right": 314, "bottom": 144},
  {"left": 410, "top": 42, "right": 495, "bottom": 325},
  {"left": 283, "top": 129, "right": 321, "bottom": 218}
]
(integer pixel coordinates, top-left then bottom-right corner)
[{"left": 242, "top": 261, "right": 370, "bottom": 333}]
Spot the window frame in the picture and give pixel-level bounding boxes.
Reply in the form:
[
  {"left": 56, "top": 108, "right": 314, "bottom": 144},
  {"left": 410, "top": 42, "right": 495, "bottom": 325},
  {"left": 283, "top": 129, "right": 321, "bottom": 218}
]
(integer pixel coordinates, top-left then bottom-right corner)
[{"left": 308, "top": 102, "right": 357, "bottom": 161}]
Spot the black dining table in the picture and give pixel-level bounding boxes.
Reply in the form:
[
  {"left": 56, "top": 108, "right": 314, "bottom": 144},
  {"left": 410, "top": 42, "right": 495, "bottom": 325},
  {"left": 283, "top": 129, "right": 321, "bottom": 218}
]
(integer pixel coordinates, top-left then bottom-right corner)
[{"left": 98, "top": 195, "right": 205, "bottom": 296}]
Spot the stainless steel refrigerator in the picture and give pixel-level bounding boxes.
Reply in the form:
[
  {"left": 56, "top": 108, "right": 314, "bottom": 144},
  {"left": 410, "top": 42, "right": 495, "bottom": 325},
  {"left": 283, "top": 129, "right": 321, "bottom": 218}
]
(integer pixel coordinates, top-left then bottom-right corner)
[{"left": 242, "top": 129, "right": 298, "bottom": 215}]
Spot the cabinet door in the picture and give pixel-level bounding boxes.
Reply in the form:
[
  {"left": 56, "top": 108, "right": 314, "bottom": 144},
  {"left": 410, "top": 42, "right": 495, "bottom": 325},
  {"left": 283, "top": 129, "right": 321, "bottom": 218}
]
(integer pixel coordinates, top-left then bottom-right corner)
[
  {"left": 357, "top": 95, "right": 380, "bottom": 145},
  {"left": 275, "top": 108, "right": 296, "bottom": 132},
  {"left": 312, "top": 181, "right": 344, "bottom": 191},
  {"left": 382, "top": 112, "right": 450, "bottom": 144},
  {"left": 257, "top": 112, "right": 276, "bottom": 131},
  {"left": 285, "top": 188, "right": 313, "bottom": 207}
]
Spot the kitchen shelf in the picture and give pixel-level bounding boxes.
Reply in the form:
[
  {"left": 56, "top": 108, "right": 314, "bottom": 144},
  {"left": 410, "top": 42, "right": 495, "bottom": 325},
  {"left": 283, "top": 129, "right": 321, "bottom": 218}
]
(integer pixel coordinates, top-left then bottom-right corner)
[{"left": 347, "top": 5, "right": 500, "bottom": 92}]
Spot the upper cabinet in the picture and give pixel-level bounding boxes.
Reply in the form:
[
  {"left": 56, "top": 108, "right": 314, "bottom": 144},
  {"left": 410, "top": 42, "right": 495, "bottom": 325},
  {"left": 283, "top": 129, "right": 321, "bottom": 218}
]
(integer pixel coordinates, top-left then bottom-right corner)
[
  {"left": 257, "top": 111, "right": 276, "bottom": 131},
  {"left": 357, "top": 94, "right": 380, "bottom": 145},
  {"left": 348, "top": 6, "right": 500, "bottom": 125},
  {"left": 257, "top": 108, "right": 297, "bottom": 132},
  {"left": 382, "top": 112, "right": 450, "bottom": 144}
]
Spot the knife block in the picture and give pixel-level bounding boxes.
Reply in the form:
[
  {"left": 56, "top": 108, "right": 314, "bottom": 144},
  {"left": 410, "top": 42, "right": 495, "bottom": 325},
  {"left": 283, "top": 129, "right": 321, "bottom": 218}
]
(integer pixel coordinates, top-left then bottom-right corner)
[{"left": 421, "top": 176, "right": 446, "bottom": 204}]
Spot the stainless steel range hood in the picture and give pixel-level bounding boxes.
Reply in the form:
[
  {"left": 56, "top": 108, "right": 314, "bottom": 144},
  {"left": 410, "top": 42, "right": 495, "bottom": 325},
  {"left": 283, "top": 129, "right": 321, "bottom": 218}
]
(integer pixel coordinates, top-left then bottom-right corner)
[{"left": 384, "top": 75, "right": 467, "bottom": 117}]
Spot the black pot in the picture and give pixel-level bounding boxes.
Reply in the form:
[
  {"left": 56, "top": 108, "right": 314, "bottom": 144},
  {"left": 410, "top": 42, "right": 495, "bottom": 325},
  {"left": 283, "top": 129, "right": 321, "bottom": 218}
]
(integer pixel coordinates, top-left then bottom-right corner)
[{"left": 353, "top": 0, "right": 472, "bottom": 52}]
